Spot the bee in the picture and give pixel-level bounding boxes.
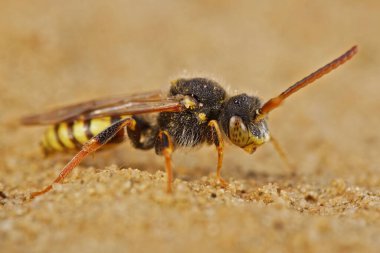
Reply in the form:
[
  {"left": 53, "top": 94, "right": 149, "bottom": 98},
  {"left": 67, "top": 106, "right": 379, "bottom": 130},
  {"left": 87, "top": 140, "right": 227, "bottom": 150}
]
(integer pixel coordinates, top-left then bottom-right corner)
[{"left": 22, "top": 46, "right": 358, "bottom": 198}]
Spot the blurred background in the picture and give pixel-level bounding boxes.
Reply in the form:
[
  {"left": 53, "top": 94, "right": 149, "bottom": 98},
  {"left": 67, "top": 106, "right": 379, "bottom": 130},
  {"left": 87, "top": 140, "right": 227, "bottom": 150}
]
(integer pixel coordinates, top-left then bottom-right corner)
[
  {"left": 1, "top": 0, "right": 379, "bottom": 187},
  {"left": 1, "top": 1, "right": 380, "bottom": 253}
]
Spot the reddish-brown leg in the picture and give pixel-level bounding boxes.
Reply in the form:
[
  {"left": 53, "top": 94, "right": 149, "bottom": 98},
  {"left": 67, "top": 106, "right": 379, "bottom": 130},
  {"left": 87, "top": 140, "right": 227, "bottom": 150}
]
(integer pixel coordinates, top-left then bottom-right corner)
[
  {"left": 157, "top": 131, "right": 174, "bottom": 193},
  {"left": 208, "top": 120, "right": 227, "bottom": 187},
  {"left": 30, "top": 117, "right": 136, "bottom": 199}
]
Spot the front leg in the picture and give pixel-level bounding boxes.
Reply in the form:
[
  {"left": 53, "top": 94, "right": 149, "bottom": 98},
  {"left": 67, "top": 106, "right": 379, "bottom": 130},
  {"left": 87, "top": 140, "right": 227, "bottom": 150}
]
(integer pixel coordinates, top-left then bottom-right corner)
[
  {"left": 270, "top": 134, "right": 295, "bottom": 173},
  {"left": 208, "top": 120, "right": 228, "bottom": 187}
]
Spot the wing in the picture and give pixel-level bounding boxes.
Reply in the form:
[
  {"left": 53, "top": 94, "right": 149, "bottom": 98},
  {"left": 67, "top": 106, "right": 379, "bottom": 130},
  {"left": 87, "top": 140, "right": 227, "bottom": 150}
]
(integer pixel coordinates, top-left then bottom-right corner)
[{"left": 21, "top": 90, "right": 184, "bottom": 125}]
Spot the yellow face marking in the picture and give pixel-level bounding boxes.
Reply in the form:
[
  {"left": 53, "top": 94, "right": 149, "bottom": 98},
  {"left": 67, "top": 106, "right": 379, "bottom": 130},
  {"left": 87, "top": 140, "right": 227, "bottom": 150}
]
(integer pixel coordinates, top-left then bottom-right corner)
[
  {"left": 243, "top": 144, "right": 257, "bottom": 154},
  {"left": 229, "top": 116, "right": 270, "bottom": 153},
  {"left": 229, "top": 116, "right": 249, "bottom": 147},
  {"left": 57, "top": 122, "right": 76, "bottom": 149},
  {"left": 45, "top": 126, "right": 64, "bottom": 151}
]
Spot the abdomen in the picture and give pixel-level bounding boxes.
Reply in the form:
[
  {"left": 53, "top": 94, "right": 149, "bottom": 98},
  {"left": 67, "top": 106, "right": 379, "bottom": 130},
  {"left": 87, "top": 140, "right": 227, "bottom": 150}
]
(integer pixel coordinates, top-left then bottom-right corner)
[{"left": 41, "top": 116, "right": 127, "bottom": 154}]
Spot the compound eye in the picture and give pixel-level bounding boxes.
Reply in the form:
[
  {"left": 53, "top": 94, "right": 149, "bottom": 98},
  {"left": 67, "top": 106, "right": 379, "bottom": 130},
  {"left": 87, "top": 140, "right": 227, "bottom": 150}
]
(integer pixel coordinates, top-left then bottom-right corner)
[{"left": 228, "top": 116, "right": 249, "bottom": 147}]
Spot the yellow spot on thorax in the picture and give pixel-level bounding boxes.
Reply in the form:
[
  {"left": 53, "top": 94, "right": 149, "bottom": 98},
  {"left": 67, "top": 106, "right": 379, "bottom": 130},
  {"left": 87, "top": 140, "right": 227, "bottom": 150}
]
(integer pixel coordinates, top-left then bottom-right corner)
[
  {"left": 182, "top": 96, "right": 197, "bottom": 109},
  {"left": 198, "top": 112, "right": 207, "bottom": 123}
]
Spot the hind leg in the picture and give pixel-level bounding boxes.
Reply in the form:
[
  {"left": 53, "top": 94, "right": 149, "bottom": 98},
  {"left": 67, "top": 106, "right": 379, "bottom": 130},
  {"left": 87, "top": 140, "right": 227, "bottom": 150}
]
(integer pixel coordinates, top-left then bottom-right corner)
[{"left": 30, "top": 117, "right": 136, "bottom": 199}]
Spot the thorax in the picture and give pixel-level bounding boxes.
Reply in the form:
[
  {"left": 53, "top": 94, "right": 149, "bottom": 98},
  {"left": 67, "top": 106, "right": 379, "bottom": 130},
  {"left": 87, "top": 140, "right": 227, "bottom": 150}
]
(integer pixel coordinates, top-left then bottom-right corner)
[{"left": 157, "top": 78, "right": 226, "bottom": 147}]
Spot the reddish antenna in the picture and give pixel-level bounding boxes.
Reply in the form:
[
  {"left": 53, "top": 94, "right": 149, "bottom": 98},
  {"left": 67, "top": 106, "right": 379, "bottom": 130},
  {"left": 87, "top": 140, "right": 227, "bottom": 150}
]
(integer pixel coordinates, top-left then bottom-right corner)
[{"left": 259, "top": 46, "right": 358, "bottom": 116}]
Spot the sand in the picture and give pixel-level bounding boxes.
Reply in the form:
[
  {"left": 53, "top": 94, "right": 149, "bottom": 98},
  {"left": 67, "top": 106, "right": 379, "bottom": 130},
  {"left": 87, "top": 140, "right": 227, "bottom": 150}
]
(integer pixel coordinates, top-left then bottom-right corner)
[{"left": 1, "top": 1, "right": 379, "bottom": 253}]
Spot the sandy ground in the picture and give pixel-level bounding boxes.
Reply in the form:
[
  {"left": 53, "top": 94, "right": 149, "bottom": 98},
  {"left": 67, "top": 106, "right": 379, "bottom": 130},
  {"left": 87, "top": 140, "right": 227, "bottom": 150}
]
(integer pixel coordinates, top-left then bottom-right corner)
[{"left": 1, "top": 1, "right": 380, "bottom": 253}]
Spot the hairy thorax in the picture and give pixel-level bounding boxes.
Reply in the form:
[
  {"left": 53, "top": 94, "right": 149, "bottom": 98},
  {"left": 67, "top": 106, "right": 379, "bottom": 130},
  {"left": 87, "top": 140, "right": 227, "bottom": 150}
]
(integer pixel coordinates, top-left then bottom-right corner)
[{"left": 158, "top": 78, "right": 226, "bottom": 148}]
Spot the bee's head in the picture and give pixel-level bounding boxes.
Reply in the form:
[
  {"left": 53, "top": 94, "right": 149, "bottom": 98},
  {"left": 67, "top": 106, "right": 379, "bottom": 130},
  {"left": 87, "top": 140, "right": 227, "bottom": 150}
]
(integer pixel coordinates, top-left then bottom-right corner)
[{"left": 220, "top": 94, "right": 270, "bottom": 153}]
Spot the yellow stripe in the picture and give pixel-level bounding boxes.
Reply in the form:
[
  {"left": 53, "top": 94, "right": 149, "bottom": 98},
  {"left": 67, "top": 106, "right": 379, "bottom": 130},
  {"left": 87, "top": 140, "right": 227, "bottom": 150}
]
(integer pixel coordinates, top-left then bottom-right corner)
[
  {"left": 90, "top": 117, "right": 112, "bottom": 136},
  {"left": 41, "top": 131, "right": 51, "bottom": 151},
  {"left": 57, "top": 122, "right": 76, "bottom": 149},
  {"left": 72, "top": 117, "right": 113, "bottom": 145},
  {"left": 73, "top": 120, "right": 90, "bottom": 145},
  {"left": 42, "top": 116, "right": 129, "bottom": 152},
  {"left": 46, "top": 126, "right": 64, "bottom": 151}
]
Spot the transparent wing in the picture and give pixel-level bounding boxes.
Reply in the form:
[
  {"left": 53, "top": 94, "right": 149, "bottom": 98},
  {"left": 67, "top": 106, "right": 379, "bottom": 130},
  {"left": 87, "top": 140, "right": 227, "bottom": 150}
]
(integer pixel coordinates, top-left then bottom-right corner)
[{"left": 21, "top": 90, "right": 183, "bottom": 125}]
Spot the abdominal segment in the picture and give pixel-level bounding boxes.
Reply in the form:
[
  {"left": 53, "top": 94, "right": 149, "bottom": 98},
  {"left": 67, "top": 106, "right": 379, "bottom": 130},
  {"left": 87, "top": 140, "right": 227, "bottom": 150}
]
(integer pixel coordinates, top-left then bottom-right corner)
[{"left": 41, "top": 116, "right": 127, "bottom": 154}]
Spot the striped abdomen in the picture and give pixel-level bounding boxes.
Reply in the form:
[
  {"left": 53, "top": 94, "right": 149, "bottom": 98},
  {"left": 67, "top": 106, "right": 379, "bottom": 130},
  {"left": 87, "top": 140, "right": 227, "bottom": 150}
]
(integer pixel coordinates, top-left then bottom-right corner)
[{"left": 41, "top": 116, "right": 127, "bottom": 154}]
